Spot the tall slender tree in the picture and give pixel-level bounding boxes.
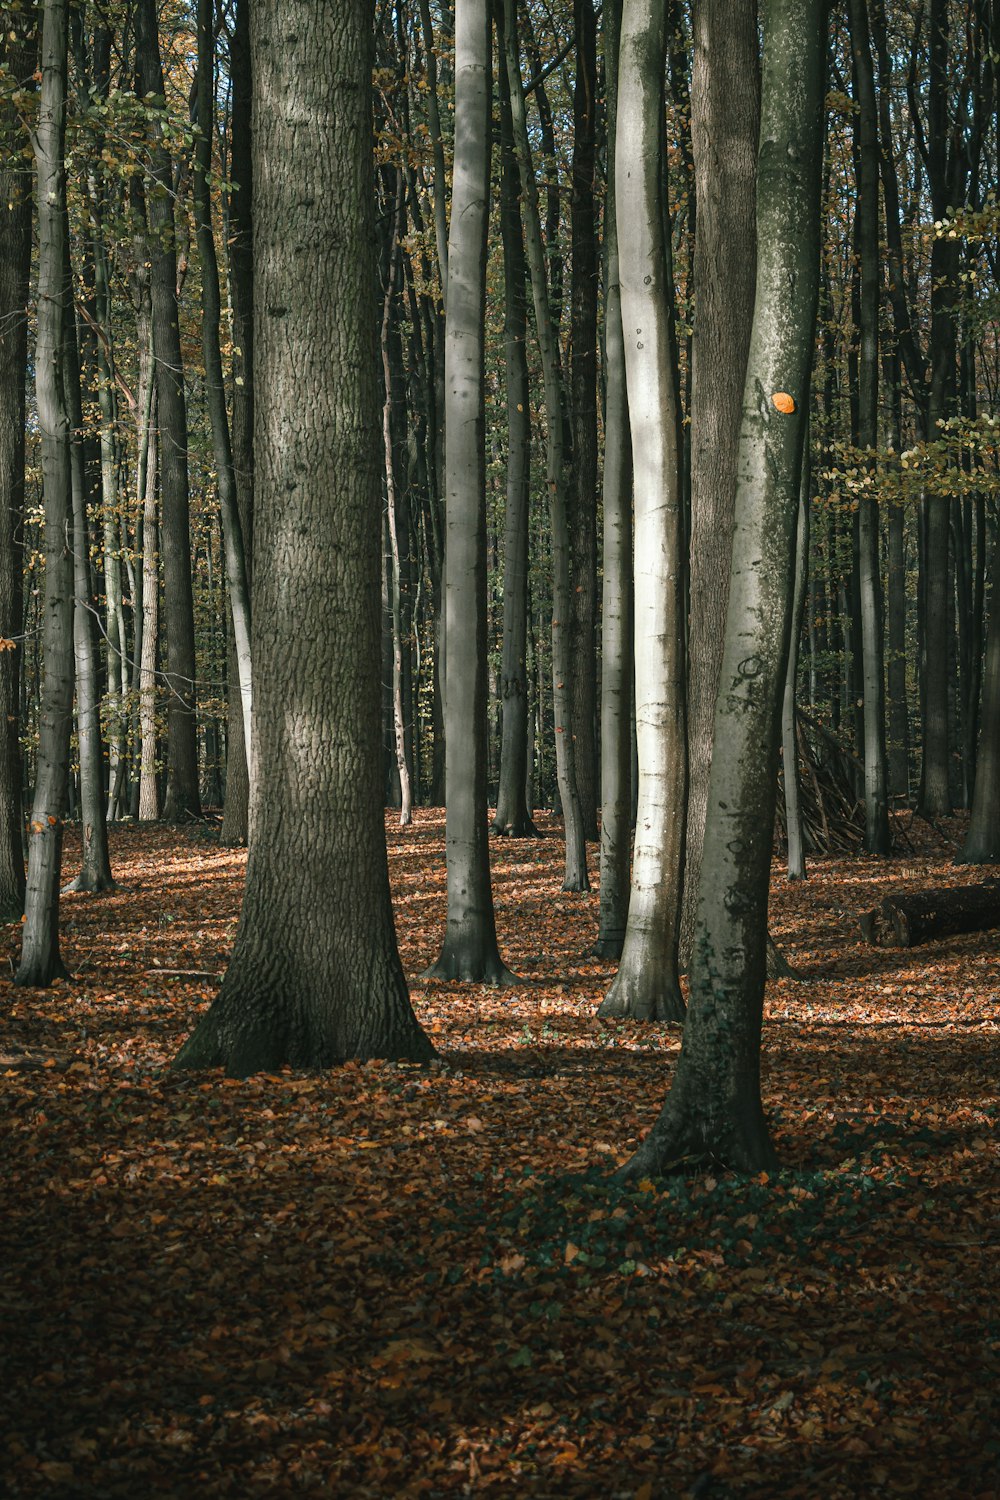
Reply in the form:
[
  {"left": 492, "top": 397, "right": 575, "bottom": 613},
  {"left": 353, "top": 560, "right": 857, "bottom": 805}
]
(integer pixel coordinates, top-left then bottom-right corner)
[
  {"left": 17, "top": 0, "right": 73, "bottom": 988},
  {"left": 175, "top": 0, "right": 432, "bottom": 1074},
  {"left": 595, "top": 0, "right": 634, "bottom": 960},
  {"left": 135, "top": 0, "right": 201, "bottom": 821},
  {"left": 599, "top": 0, "right": 686, "bottom": 1021},
  {"left": 424, "top": 0, "right": 516, "bottom": 981},
  {"left": 622, "top": 0, "right": 827, "bottom": 1174},
  {"left": 0, "top": 8, "right": 34, "bottom": 920}
]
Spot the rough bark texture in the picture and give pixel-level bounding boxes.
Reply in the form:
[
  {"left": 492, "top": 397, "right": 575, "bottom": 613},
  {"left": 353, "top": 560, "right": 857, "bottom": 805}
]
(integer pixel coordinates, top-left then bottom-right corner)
[
  {"left": 17, "top": 0, "right": 73, "bottom": 987},
  {"left": 622, "top": 0, "right": 826, "bottom": 1175},
  {"left": 175, "top": 0, "right": 431, "bottom": 1074},
  {"left": 0, "top": 12, "right": 33, "bottom": 919},
  {"left": 595, "top": 0, "right": 633, "bottom": 961},
  {"left": 135, "top": 0, "right": 200, "bottom": 821},
  {"left": 679, "top": 0, "right": 760, "bottom": 967},
  {"left": 599, "top": 0, "right": 686, "bottom": 1022},
  {"left": 861, "top": 886, "right": 1000, "bottom": 948}
]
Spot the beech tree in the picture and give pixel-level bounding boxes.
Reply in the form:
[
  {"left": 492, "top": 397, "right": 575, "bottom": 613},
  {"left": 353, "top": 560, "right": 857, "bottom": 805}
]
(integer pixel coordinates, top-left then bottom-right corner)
[
  {"left": 599, "top": 0, "right": 686, "bottom": 1021},
  {"left": 622, "top": 0, "right": 827, "bottom": 1174},
  {"left": 0, "top": 7, "right": 32, "bottom": 921},
  {"left": 424, "top": 0, "right": 516, "bottom": 981},
  {"left": 17, "top": 0, "right": 73, "bottom": 988},
  {"left": 175, "top": 0, "right": 432, "bottom": 1074}
]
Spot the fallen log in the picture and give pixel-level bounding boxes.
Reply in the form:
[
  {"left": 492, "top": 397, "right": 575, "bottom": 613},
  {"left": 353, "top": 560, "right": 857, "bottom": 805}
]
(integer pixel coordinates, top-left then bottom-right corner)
[{"left": 860, "top": 883, "right": 1000, "bottom": 947}]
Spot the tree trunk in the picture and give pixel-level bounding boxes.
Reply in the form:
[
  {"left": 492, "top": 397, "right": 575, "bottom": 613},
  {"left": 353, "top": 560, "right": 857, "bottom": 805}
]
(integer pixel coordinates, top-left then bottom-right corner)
[
  {"left": 423, "top": 0, "right": 516, "bottom": 981},
  {"left": 861, "top": 885, "right": 1000, "bottom": 948},
  {"left": 175, "top": 0, "right": 432, "bottom": 1074},
  {"left": 138, "top": 381, "right": 160, "bottom": 823},
  {"left": 62, "top": 231, "right": 114, "bottom": 893},
  {"left": 782, "top": 455, "right": 810, "bottom": 880},
  {"left": 621, "top": 0, "right": 826, "bottom": 1175},
  {"left": 599, "top": 0, "right": 686, "bottom": 1022},
  {"left": 0, "top": 11, "right": 33, "bottom": 919},
  {"left": 135, "top": 0, "right": 200, "bottom": 821},
  {"left": 595, "top": 0, "right": 633, "bottom": 961},
  {"left": 17, "top": 0, "right": 73, "bottom": 987},
  {"left": 220, "top": 0, "right": 253, "bottom": 846},
  {"left": 503, "top": 0, "right": 589, "bottom": 892},
  {"left": 956, "top": 533, "right": 1000, "bottom": 862},
  {"left": 493, "top": 15, "right": 538, "bottom": 840},
  {"left": 568, "top": 0, "right": 599, "bottom": 841},
  {"left": 679, "top": 0, "right": 760, "bottom": 967},
  {"left": 849, "top": 0, "right": 890, "bottom": 854},
  {"left": 194, "top": 0, "right": 252, "bottom": 776}
]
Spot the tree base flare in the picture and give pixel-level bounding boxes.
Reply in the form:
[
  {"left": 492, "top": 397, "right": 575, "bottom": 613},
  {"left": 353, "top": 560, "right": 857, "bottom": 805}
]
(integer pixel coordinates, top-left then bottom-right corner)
[
  {"left": 173, "top": 986, "right": 435, "bottom": 1078},
  {"left": 598, "top": 966, "right": 685, "bottom": 1023},
  {"left": 615, "top": 1076, "right": 779, "bottom": 1180},
  {"left": 422, "top": 942, "right": 519, "bottom": 986}
]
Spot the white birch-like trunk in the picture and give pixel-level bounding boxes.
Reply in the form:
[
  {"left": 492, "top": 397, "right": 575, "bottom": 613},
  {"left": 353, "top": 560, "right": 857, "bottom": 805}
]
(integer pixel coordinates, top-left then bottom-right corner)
[
  {"left": 599, "top": 0, "right": 686, "bottom": 1021},
  {"left": 621, "top": 0, "right": 827, "bottom": 1175}
]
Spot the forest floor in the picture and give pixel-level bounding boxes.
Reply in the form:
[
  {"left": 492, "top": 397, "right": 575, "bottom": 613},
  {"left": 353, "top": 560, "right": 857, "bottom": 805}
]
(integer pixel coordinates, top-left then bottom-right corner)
[{"left": 0, "top": 810, "right": 997, "bottom": 1498}]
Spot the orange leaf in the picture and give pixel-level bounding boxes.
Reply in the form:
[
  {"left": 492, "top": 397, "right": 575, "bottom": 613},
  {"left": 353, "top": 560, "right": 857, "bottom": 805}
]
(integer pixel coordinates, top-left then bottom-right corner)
[{"left": 772, "top": 391, "right": 796, "bottom": 414}]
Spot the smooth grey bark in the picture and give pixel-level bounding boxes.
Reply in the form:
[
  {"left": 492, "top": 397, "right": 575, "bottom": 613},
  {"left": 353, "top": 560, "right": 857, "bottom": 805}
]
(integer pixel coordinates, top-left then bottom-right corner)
[
  {"left": 622, "top": 0, "right": 826, "bottom": 1175},
  {"left": 135, "top": 0, "right": 200, "bottom": 821},
  {"left": 0, "top": 12, "right": 33, "bottom": 919},
  {"left": 381, "top": 168, "right": 413, "bottom": 827},
  {"left": 220, "top": 0, "right": 253, "bottom": 846},
  {"left": 175, "top": 0, "right": 432, "bottom": 1074},
  {"left": 568, "top": 0, "right": 599, "bottom": 842},
  {"left": 503, "top": 0, "right": 589, "bottom": 892},
  {"left": 849, "top": 0, "right": 890, "bottom": 854},
  {"left": 782, "top": 454, "right": 810, "bottom": 880},
  {"left": 493, "top": 21, "right": 537, "bottom": 839},
  {"left": 62, "top": 231, "right": 114, "bottom": 893},
  {"left": 599, "top": 0, "right": 686, "bottom": 1021},
  {"left": 956, "top": 532, "right": 1000, "bottom": 862},
  {"left": 423, "top": 0, "right": 516, "bottom": 981},
  {"left": 595, "top": 0, "right": 633, "bottom": 961},
  {"left": 137, "top": 371, "right": 159, "bottom": 823},
  {"left": 194, "top": 0, "right": 252, "bottom": 773},
  {"left": 417, "top": 0, "right": 449, "bottom": 304},
  {"left": 17, "top": 0, "right": 73, "bottom": 987},
  {"left": 884, "top": 353, "right": 909, "bottom": 799},
  {"left": 679, "top": 0, "right": 760, "bottom": 968}
]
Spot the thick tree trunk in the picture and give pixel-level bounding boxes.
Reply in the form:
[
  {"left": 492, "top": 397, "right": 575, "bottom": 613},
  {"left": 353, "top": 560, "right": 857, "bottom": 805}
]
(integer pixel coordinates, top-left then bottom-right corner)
[
  {"left": 595, "top": 0, "right": 633, "bottom": 961},
  {"left": 599, "top": 0, "right": 686, "bottom": 1022},
  {"left": 679, "top": 0, "right": 760, "bottom": 967},
  {"left": 175, "top": 0, "right": 432, "bottom": 1074},
  {"left": 861, "top": 885, "right": 1000, "bottom": 948},
  {"left": 135, "top": 0, "right": 200, "bottom": 821},
  {"left": 493, "top": 30, "right": 538, "bottom": 839},
  {"left": 424, "top": 0, "right": 516, "bottom": 981},
  {"left": 0, "top": 12, "right": 33, "bottom": 919},
  {"left": 503, "top": 0, "right": 589, "bottom": 892},
  {"left": 622, "top": 0, "right": 826, "bottom": 1175},
  {"left": 17, "top": 0, "right": 73, "bottom": 987}
]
